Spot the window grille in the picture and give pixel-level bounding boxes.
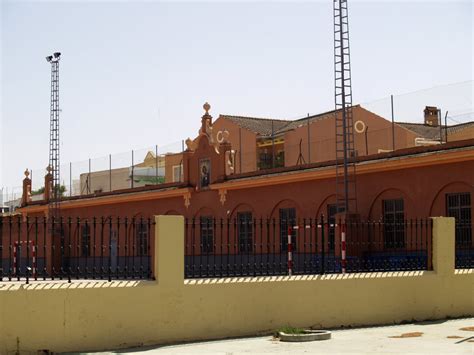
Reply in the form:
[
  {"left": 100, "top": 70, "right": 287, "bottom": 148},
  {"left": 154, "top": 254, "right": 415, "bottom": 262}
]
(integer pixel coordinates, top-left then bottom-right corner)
[
  {"left": 446, "top": 192, "right": 472, "bottom": 247},
  {"left": 200, "top": 216, "right": 214, "bottom": 253},
  {"left": 81, "top": 224, "right": 90, "bottom": 257},
  {"left": 237, "top": 212, "right": 253, "bottom": 253},
  {"left": 136, "top": 222, "right": 149, "bottom": 257},
  {"left": 383, "top": 199, "right": 405, "bottom": 248},
  {"left": 279, "top": 208, "right": 296, "bottom": 252},
  {"left": 327, "top": 204, "right": 338, "bottom": 252}
]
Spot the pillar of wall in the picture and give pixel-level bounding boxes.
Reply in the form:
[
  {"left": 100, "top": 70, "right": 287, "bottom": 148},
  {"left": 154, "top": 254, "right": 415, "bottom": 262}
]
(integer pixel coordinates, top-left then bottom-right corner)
[
  {"left": 155, "top": 215, "right": 184, "bottom": 287},
  {"left": 432, "top": 217, "right": 455, "bottom": 275},
  {"left": 21, "top": 170, "right": 32, "bottom": 207}
]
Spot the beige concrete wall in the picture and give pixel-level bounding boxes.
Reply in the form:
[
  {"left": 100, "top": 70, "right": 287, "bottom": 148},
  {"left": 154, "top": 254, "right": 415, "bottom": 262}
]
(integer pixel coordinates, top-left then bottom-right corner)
[
  {"left": 0, "top": 217, "right": 472, "bottom": 354},
  {"left": 79, "top": 167, "right": 130, "bottom": 194}
]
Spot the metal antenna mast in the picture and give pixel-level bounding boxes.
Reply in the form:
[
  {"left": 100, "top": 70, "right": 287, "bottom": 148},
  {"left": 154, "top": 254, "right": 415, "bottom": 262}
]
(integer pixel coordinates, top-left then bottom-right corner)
[
  {"left": 46, "top": 52, "right": 61, "bottom": 219},
  {"left": 334, "top": 0, "right": 357, "bottom": 213}
]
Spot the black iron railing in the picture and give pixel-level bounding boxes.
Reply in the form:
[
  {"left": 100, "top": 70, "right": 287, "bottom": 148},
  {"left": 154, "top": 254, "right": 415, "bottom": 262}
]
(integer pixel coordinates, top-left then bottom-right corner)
[
  {"left": 184, "top": 217, "right": 433, "bottom": 279},
  {"left": 0, "top": 216, "right": 154, "bottom": 283},
  {"left": 455, "top": 220, "right": 473, "bottom": 269}
]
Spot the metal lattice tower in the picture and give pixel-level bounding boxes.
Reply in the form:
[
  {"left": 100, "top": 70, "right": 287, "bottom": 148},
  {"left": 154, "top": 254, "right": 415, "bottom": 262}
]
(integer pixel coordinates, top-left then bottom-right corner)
[
  {"left": 334, "top": 0, "right": 357, "bottom": 213},
  {"left": 46, "top": 52, "right": 61, "bottom": 219}
]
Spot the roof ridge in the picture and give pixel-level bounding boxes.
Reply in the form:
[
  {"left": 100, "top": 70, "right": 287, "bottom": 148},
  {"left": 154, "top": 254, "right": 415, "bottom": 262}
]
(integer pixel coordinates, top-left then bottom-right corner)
[
  {"left": 448, "top": 121, "right": 474, "bottom": 127},
  {"left": 221, "top": 104, "right": 365, "bottom": 124},
  {"left": 219, "top": 114, "right": 290, "bottom": 122},
  {"left": 397, "top": 121, "right": 474, "bottom": 127},
  {"left": 293, "top": 110, "right": 334, "bottom": 122}
]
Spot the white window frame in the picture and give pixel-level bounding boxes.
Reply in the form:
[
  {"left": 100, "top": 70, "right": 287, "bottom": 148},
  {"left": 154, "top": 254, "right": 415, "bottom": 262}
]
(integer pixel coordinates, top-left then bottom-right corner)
[{"left": 172, "top": 164, "right": 183, "bottom": 182}]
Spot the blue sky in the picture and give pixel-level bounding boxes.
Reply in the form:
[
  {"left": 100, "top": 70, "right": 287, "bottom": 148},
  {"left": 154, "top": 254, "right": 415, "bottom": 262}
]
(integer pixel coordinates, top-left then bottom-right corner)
[{"left": 1, "top": 0, "right": 473, "bottom": 188}]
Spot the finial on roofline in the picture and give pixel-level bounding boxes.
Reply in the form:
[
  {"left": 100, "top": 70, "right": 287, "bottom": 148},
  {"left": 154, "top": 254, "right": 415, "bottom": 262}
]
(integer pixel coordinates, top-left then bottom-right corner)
[{"left": 203, "top": 102, "right": 211, "bottom": 115}]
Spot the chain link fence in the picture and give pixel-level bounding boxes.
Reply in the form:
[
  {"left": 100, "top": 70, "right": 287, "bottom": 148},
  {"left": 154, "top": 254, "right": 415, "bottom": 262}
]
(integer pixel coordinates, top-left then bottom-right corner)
[{"left": 2, "top": 81, "right": 472, "bottom": 210}]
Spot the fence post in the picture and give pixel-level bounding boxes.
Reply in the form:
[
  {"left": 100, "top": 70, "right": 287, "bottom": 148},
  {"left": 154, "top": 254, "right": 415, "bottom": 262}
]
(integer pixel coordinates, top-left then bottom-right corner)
[
  {"left": 431, "top": 217, "right": 455, "bottom": 275},
  {"left": 320, "top": 214, "right": 325, "bottom": 274},
  {"left": 287, "top": 225, "right": 293, "bottom": 276},
  {"left": 154, "top": 215, "right": 184, "bottom": 287},
  {"left": 341, "top": 221, "right": 346, "bottom": 274}
]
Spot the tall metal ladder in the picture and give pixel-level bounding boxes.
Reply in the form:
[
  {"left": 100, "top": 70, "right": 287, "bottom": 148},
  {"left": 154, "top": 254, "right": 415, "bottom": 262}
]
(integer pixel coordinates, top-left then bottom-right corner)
[{"left": 334, "top": 0, "right": 357, "bottom": 213}]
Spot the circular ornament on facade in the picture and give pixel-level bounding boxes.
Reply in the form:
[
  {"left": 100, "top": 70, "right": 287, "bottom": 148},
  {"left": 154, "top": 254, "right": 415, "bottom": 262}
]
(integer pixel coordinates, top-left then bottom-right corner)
[
  {"left": 354, "top": 120, "right": 366, "bottom": 133},
  {"left": 216, "top": 130, "right": 229, "bottom": 143}
]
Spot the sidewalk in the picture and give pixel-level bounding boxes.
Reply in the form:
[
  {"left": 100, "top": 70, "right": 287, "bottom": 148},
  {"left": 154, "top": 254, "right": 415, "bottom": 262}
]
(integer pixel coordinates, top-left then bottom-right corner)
[{"left": 77, "top": 318, "right": 474, "bottom": 354}]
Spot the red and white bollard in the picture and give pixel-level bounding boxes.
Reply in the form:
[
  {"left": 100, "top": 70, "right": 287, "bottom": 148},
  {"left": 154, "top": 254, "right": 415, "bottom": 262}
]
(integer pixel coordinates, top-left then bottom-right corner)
[
  {"left": 341, "top": 223, "right": 346, "bottom": 274},
  {"left": 287, "top": 225, "right": 293, "bottom": 276}
]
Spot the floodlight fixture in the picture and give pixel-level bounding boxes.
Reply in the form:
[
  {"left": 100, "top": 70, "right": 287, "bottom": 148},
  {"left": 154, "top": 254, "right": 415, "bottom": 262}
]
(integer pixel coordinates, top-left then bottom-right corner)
[
  {"left": 53, "top": 52, "right": 61, "bottom": 59},
  {"left": 46, "top": 56, "right": 53, "bottom": 62}
]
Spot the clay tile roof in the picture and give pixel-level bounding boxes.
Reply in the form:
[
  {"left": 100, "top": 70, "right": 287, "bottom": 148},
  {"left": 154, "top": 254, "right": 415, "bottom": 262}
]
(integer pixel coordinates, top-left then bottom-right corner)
[
  {"left": 396, "top": 121, "right": 474, "bottom": 140},
  {"left": 447, "top": 121, "right": 474, "bottom": 134},
  {"left": 278, "top": 107, "right": 346, "bottom": 133},
  {"left": 395, "top": 122, "right": 443, "bottom": 140},
  {"left": 219, "top": 115, "right": 292, "bottom": 137},
  {"left": 220, "top": 107, "right": 351, "bottom": 137}
]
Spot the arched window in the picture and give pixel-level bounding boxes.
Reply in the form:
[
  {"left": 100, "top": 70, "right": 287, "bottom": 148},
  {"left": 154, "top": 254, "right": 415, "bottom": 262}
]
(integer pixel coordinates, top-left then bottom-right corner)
[
  {"left": 446, "top": 192, "right": 472, "bottom": 246},
  {"left": 135, "top": 221, "right": 149, "bottom": 257},
  {"left": 279, "top": 207, "right": 296, "bottom": 252},
  {"left": 200, "top": 216, "right": 214, "bottom": 253},
  {"left": 383, "top": 199, "right": 405, "bottom": 248},
  {"left": 81, "top": 224, "right": 90, "bottom": 257},
  {"left": 237, "top": 212, "right": 253, "bottom": 253}
]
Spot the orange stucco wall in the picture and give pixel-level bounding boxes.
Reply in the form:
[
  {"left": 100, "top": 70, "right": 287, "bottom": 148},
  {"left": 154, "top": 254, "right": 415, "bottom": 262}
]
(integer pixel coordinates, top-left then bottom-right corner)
[
  {"left": 212, "top": 117, "right": 258, "bottom": 173},
  {"left": 283, "top": 106, "right": 419, "bottom": 166},
  {"left": 164, "top": 153, "right": 184, "bottom": 183},
  {"left": 20, "top": 153, "right": 474, "bottom": 224}
]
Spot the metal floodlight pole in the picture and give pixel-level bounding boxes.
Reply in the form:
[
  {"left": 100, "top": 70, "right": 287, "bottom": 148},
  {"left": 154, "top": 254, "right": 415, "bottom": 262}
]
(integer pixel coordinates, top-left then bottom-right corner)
[{"left": 46, "top": 51, "right": 61, "bottom": 221}]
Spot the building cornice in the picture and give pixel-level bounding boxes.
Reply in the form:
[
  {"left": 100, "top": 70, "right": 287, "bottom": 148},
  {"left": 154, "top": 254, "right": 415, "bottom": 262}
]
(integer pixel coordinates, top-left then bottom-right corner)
[
  {"left": 210, "top": 147, "right": 474, "bottom": 192},
  {"left": 18, "top": 187, "right": 194, "bottom": 214},
  {"left": 17, "top": 145, "right": 474, "bottom": 214}
]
